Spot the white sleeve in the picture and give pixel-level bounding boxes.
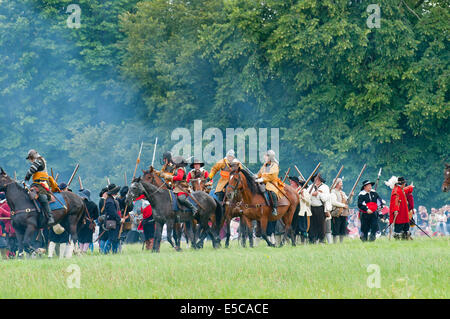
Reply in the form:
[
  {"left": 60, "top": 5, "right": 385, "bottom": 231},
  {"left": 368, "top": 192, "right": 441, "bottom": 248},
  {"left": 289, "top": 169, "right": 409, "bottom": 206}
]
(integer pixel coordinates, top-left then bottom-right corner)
[{"left": 331, "top": 192, "right": 346, "bottom": 208}]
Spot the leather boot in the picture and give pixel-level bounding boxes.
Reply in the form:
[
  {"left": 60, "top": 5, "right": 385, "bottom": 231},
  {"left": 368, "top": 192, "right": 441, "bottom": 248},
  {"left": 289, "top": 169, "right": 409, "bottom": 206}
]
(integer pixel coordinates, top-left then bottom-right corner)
[
  {"left": 179, "top": 195, "right": 199, "bottom": 217},
  {"left": 38, "top": 194, "right": 55, "bottom": 226},
  {"left": 270, "top": 191, "right": 278, "bottom": 216}
]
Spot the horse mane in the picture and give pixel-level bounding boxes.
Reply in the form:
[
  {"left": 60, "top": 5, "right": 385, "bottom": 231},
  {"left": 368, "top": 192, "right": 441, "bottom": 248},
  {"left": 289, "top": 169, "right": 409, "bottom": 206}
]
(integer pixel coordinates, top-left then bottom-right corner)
[{"left": 240, "top": 168, "right": 259, "bottom": 195}]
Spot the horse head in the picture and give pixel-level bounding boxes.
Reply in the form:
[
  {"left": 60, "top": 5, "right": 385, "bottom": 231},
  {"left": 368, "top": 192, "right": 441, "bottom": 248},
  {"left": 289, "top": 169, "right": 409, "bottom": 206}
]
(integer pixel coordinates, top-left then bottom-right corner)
[
  {"left": 126, "top": 176, "right": 143, "bottom": 205},
  {"left": 225, "top": 168, "right": 244, "bottom": 202},
  {"left": 443, "top": 163, "right": 450, "bottom": 192},
  {"left": 142, "top": 168, "right": 165, "bottom": 188},
  {"left": 0, "top": 167, "right": 13, "bottom": 191}
]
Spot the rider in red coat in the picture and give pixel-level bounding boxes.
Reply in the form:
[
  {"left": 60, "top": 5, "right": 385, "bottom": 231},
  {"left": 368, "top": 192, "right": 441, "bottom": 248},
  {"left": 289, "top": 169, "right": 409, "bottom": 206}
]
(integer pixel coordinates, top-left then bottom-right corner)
[{"left": 389, "top": 177, "right": 413, "bottom": 239}]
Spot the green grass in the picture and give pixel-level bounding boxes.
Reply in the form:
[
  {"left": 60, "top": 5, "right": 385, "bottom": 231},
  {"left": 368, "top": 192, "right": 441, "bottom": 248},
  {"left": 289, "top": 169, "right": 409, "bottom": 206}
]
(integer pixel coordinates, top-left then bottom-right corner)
[{"left": 1, "top": 237, "right": 448, "bottom": 299}]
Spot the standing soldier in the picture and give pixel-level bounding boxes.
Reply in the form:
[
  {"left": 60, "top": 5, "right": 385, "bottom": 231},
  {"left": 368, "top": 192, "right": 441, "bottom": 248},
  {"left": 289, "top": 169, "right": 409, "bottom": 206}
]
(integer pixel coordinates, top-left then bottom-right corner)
[
  {"left": 290, "top": 177, "right": 311, "bottom": 244},
  {"left": 158, "top": 156, "right": 198, "bottom": 216},
  {"left": 307, "top": 173, "right": 330, "bottom": 244},
  {"left": 207, "top": 150, "right": 239, "bottom": 204},
  {"left": 358, "top": 180, "right": 383, "bottom": 241},
  {"left": 255, "top": 150, "right": 283, "bottom": 216},
  {"left": 187, "top": 159, "right": 209, "bottom": 191},
  {"left": 388, "top": 177, "right": 414, "bottom": 240},
  {"left": 330, "top": 178, "right": 349, "bottom": 243},
  {"left": 24, "top": 149, "right": 58, "bottom": 226}
]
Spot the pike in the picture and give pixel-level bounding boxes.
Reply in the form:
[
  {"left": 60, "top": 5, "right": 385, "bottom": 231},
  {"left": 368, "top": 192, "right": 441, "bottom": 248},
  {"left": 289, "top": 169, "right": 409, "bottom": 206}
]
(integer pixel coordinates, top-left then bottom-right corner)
[
  {"left": 330, "top": 165, "right": 344, "bottom": 190},
  {"left": 107, "top": 178, "right": 111, "bottom": 186},
  {"left": 294, "top": 165, "right": 306, "bottom": 182},
  {"left": 374, "top": 168, "right": 382, "bottom": 191},
  {"left": 118, "top": 141, "right": 145, "bottom": 239},
  {"left": 67, "top": 164, "right": 80, "bottom": 187},
  {"left": 55, "top": 173, "right": 59, "bottom": 182},
  {"left": 282, "top": 167, "right": 291, "bottom": 183},
  {"left": 51, "top": 168, "right": 54, "bottom": 179},
  {"left": 78, "top": 176, "right": 84, "bottom": 190},
  {"left": 347, "top": 164, "right": 367, "bottom": 204},
  {"left": 296, "top": 162, "right": 321, "bottom": 194},
  {"left": 14, "top": 171, "right": 17, "bottom": 181},
  {"left": 124, "top": 172, "right": 128, "bottom": 186}
]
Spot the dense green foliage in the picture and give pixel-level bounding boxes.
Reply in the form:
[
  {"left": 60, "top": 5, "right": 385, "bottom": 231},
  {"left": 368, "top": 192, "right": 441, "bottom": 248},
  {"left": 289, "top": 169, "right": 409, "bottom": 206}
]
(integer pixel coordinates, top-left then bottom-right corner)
[
  {"left": 0, "top": 0, "right": 448, "bottom": 206},
  {"left": 1, "top": 238, "right": 449, "bottom": 298}
]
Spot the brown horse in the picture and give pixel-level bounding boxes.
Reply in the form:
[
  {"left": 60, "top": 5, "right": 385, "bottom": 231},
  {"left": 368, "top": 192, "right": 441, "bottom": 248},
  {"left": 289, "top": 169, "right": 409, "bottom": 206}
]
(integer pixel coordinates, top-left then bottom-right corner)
[
  {"left": 224, "top": 167, "right": 299, "bottom": 247},
  {"left": 220, "top": 189, "right": 253, "bottom": 248},
  {"left": 189, "top": 177, "right": 211, "bottom": 193},
  {"left": 0, "top": 168, "right": 85, "bottom": 256},
  {"left": 443, "top": 163, "right": 450, "bottom": 192}
]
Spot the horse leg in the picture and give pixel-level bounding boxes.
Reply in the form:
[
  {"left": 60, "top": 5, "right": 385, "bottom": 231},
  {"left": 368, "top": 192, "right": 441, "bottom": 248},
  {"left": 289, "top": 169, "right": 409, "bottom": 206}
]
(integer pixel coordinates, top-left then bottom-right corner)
[
  {"left": 68, "top": 213, "right": 81, "bottom": 256},
  {"left": 15, "top": 228, "right": 25, "bottom": 258},
  {"left": 185, "top": 221, "right": 197, "bottom": 249},
  {"left": 282, "top": 208, "right": 296, "bottom": 247},
  {"left": 244, "top": 217, "right": 254, "bottom": 248},
  {"left": 260, "top": 215, "right": 274, "bottom": 247},
  {"left": 166, "top": 219, "right": 178, "bottom": 251},
  {"left": 23, "top": 224, "right": 37, "bottom": 256},
  {"left": 153, "top": 222, "right": 163, "bottom": 253},
  {"left": 225, "top": 218, "right": 231, "bottom": 248}
]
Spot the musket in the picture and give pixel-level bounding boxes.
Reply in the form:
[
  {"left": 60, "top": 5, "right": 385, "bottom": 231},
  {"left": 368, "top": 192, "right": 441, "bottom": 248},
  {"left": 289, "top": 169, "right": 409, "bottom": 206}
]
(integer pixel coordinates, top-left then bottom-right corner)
[
  {"left": 107, "top": 178, "right": 111, "bottom": 186},
  {"left": 14, "top": 171, "right": 17, "bottom": 181},
  {"left": 294, "top": 165, "right": 306, "bottom": 182},
  {"left": 124, "top": 172, "right": 128, "bottom": 187},
  {"left": 374, "top": 168, "right": 382, "bottom": 191},
  {"left": 67, "top": 164, "right": 80, "bottom": 187},
  {"left": 347, "top": 164, "right": 367, "bottom": 204},
  {"left": 78, "top": 176, "right": 84, "bottom": 190},
  {"left": 296, "top": 162, "right": 321, "bottom": 194},
  {"left": 151, "top": 138, "right": 158, "bottom": 168},
  {"left": 282, "top": 167, "right": 291, "bottom": 183},
  {"left": 330, "top": 165, "right": 344, "bottom": 190},
  {"left": 55, "top": 173, "right": 59, "bottom": 182},
  {"left": 51, "top": 168, "right": 54, "bottom": 179}
]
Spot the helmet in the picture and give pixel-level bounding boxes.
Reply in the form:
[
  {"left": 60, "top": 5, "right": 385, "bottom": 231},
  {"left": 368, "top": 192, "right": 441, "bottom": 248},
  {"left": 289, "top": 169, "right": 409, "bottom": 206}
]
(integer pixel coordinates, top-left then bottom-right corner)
[
  {"left": 163, "top": 151, "right": 173, "bottom": 162},
  {"left": 265, "top": 150, "right": 278, "bottom": 164},
  {"left": 26, "top": 149, "right": 39, "bottom": 160},
  {"left": 226, "top": 150, "right": 235, "bottom": 160}
]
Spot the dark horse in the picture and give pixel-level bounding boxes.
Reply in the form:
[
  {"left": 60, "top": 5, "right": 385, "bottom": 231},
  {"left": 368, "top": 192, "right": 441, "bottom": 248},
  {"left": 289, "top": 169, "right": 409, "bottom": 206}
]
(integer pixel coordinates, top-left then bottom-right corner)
[
  {"left": 126, "top": 177, "right": 222, "bottom": 252},
  {"left": 0, "top": 168, "right": 85, "bottom": 256},
  {"left": 224, "top": 167, "right": 299, "bottom": 247},
  {"left": 443, "top": 163, "right": 450, "bottom": 192},
  {"left": 142, "top": 168, "right": 222, "bottom": 249}
]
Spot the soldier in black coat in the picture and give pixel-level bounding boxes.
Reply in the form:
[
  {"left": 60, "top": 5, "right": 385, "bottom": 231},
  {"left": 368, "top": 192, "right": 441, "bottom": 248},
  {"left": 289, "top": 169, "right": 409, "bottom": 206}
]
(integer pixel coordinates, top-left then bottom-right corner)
[
  {"left": 77, "top": 189, "right": 99, "bottom": 253},
  {"left": 104, "top": 184, "right": 123, "bottom": 254}
]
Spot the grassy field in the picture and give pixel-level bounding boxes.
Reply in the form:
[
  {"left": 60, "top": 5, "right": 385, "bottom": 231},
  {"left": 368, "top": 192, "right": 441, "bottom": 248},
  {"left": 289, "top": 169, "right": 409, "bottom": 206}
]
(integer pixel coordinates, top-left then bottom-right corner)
[{"left": 1, "top": 237, "right": 448, "bottom": 299}]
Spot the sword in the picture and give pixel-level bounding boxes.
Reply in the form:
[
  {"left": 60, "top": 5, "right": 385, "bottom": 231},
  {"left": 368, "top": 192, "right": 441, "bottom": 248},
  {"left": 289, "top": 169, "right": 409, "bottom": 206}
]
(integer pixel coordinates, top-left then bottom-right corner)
[
  {"left": 410, "top": 219, "right": 432, "bottom": 239},
  {"left": 151, "top": 138, "right": 158, "bottom": 168}
]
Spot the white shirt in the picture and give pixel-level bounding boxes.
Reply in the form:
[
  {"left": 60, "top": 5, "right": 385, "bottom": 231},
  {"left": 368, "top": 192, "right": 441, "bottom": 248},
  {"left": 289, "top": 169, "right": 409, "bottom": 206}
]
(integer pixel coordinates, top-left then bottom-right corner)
[
  {"left": 308, "top": 183, "right": 331, "bottom": 211},
  {"left": 298, "top": 189, "right": 312, "bottom": 217}
]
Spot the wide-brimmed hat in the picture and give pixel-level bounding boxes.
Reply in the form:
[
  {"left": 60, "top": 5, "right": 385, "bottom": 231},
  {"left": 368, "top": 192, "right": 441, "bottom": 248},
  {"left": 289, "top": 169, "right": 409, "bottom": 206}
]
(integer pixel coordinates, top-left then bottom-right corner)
[
  {"left": 106, "top": 183, "right": 120, "bottom": 196},
  {"left": 288, "top": 176, "right": 300, "bottom": 185},
  {"left": 78, "top": 189, "right": 91, "bottom": 201},
  {"left": 99, "top": 187, "right": 108, "bottom": 197},
  {"left": 190, "top": 159, "right": 205, "bottom": 169},
  {"left": 397, "top": 176, "right": 407, "bottom": 184},
  {"left": 361, "top": 180, "right": 375, "bottom": 190},
  {"left": 59, "top": 183, "right": 68, "bottom": 190},
  {"left": 312, "top": 172, "right": 326, "bottom": 183}
]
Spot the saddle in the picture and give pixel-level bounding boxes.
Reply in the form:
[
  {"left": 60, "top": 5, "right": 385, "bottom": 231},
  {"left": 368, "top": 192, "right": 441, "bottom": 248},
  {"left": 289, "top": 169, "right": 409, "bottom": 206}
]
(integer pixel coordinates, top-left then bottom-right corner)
[
  {"left": 256, "top": 182, "right": 289, "bottom": 207},
  {"left": 170, "top": 190, "right": 198, "bottom": 212}
]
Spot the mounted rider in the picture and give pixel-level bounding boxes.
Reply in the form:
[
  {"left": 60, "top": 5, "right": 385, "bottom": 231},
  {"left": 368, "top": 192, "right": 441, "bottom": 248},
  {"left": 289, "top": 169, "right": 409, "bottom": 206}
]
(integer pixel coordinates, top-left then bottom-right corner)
[
  {"left": 158, "top": 156, "right": 199, "bottom": 216},
  {"left": 24, "top": 149, "right": 58, "bottom": 226},
  {"left": 255, "top": 150, "right": 283, "bottom": 216},
  {"left": 187, "top": 158, "right": 209, "bottom": 190},
  {"left": 160, "top": 151, "right": 176, "bottom": 188},
  {"left": 207, "top": 150, "right": 242, "bottom": 203}
]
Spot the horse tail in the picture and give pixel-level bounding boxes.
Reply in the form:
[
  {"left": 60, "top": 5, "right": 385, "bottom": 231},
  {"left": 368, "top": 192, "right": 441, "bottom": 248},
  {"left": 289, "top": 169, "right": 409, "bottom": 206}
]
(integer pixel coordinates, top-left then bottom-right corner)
[{"left": 76, "top": 201, "right": 87, "bottom": 237}]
